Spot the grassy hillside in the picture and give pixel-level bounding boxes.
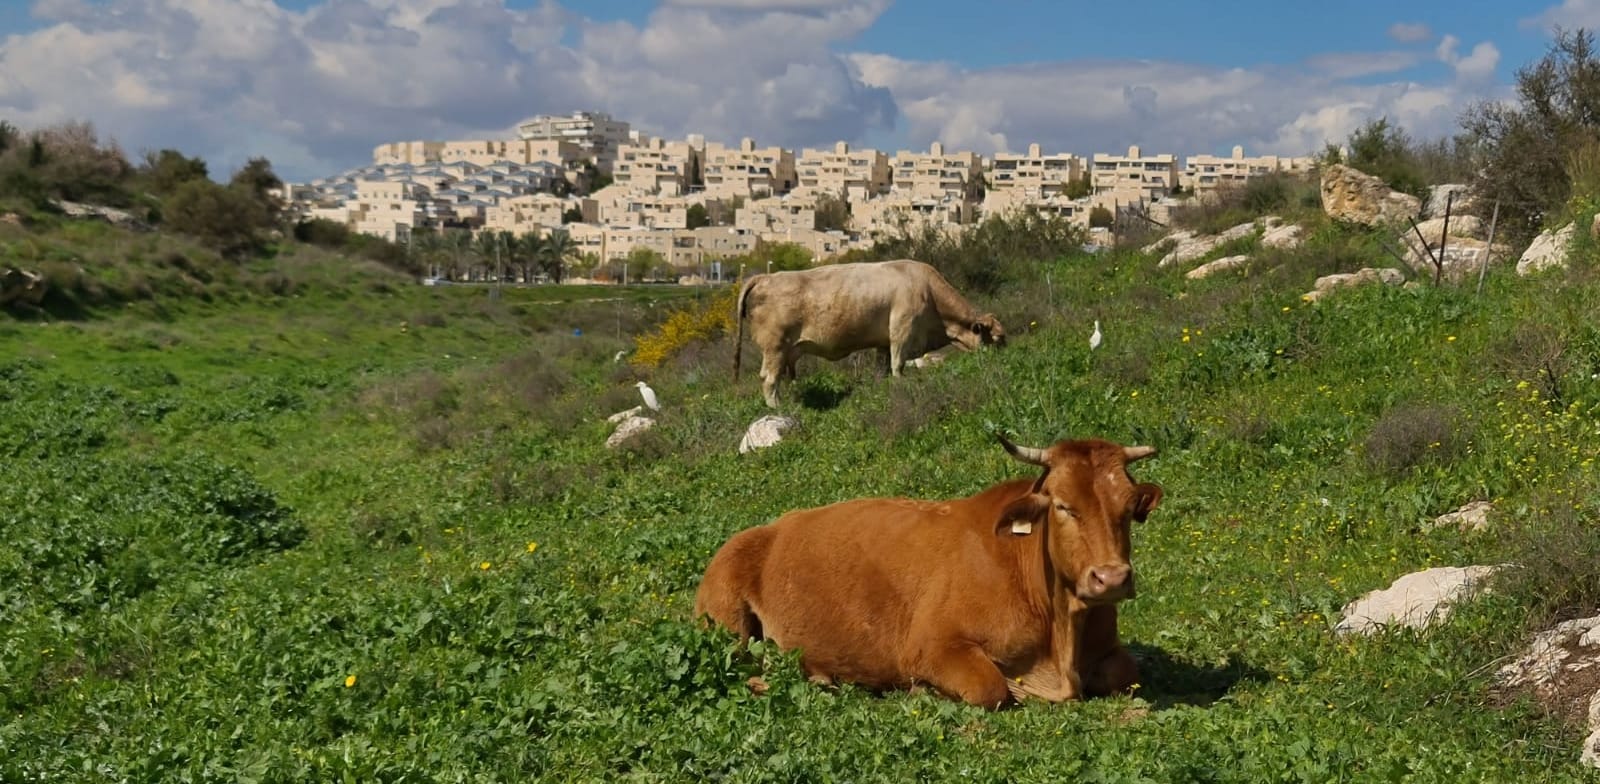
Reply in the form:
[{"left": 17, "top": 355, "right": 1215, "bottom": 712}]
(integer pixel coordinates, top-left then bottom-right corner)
[{"left": 3, "top": 212, "right": 1599, "bottom": 781}]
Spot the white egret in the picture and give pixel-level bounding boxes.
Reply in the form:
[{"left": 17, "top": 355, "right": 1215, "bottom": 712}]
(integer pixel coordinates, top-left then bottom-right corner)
[
  {"left": 613, "top": 349, "right": 628, "bottom": 363},
  {"left": 635, "top": 381, "right": 660, "bottom": 411},
  {"left": 1089, "top": 320, "right": 1103, "bottom": 351}
]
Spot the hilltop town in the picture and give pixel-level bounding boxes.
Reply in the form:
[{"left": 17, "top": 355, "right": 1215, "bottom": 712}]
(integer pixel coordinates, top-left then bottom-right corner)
[{"left": 281, "top": 111, "right": 1316, "bottom": 281}]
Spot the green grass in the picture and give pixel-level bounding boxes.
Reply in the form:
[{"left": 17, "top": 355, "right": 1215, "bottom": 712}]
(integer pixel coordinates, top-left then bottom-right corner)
[{"left": 3, "top": 216, "right": 1599, "bottom": 781}]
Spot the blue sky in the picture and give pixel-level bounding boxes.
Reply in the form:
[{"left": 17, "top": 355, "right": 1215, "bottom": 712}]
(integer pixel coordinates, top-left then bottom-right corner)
[{"left": 0, "top": 0, "right": 1588, "bottom": 180}]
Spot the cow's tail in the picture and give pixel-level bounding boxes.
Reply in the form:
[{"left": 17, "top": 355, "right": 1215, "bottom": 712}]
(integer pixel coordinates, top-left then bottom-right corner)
[{"left": 733, "top": 273, "right": 760, "bottom": 381}]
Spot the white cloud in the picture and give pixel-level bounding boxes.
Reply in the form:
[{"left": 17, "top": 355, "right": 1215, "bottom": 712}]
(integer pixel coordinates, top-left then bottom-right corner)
[
  {"left": 0, "top": 1, "right": 1512, "bottom": 182},
  {"left": 1523, "top": 0, "right": 1600, "bottom": 30},
  {"left": 849, "top": 52, "right": 1500, "bottom": 160},
  {"left": 1436, "top": 34, "right": 1500, "bottom": 83},
  {"left": 0, "top": 0, "right": 897, "bottom": 179},
  {"left": 1387, "top": 22, "right": 1433, "bottom": 43}
]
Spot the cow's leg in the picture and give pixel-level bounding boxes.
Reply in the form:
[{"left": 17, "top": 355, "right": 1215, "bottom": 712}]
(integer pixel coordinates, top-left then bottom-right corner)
[
  {"left": 917, "top": 642, "right": 1010, "bottom": 709},
  {"left": 759, "top": 350, "right": 784, "bottom": 408},
  {"left": 876, "top": 347, "right": 891, "bottom": 376},
  {"left": 1080, "top": 605, "right": 1139, "bottom": 696}
]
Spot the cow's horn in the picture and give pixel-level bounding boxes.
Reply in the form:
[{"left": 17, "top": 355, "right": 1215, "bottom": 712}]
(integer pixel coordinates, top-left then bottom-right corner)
[
  {"left": 997, "top": 434, "right": 1049, "bottom": 466},
  {"left": 1123, "top": 445, "right": 1157, "bottom": 462}
]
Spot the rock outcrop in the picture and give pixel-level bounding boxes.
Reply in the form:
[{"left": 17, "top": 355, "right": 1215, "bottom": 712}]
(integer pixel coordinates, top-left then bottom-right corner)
[
  {"left": 1517, "top": 224, "right": 1576, "bottom": 276},
  {"left": 51, "top": 200, "right": 150, "bottom": 231},
  {"left": 604, "top": 415, "right": 655, "bottom": 448},
  {"left": 739, "top": 415, "right": 799, "bottom": 454},
  {"left": 1185, "top": 255, "right": 1251, "bottom": 280},
  {"left": 1153, "top": 218, "right": 1278, "bottom": 268},
  {"left": 1260, "top": 222, "right": 1303, "bottom": 249},
  {"left": 1428, "top": 500, "right": 1493, "bottom": 533},
  {"left": 1496, "top": 613, "right": 1600, "bottom": 769},
  {"left": 1398, "top": 215, "right": 1512, "bottom": 282},
  {"left": 1321, "top": 164, "right": 1421, "bottom": 226},
  {"left": 0, "top": 267, "right": 47, "bottom": 307},
  {"left": 1301, "top": 268, "right": 1405, "bottom": 303},
  {"left": 1423, "top": 184, "right": 1473, "bottom": 219},
  {"left": 1334, "top": 565, "right": 1504, "bottom": 636}
]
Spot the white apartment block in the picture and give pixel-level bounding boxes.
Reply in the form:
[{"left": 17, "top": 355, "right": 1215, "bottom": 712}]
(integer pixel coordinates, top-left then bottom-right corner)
[
  {"left": 482, "top": 193, "right": 577, "bottom": 235},
  {"left": 890, "top": 142, "right": 982, "bottom": 203},
  {"left": 990, "top": 143, "right": 1084, "bottom": 197},
  {"left": 853, "top": 192, "right": 968, "bottom": 239},
  {"left": 981, "top": 187, "right": 1089, "bottom": 228},
  {"left": 702, "top": 138, "right": 797, "bottom": 199},
  {"left": 350, "top": 180, "right": 425, "bottom": 242},
  {"left": 613, "top": 136, "right": 702, "bottom": 195},
  {"left": 795, "top": 141, "right": 890, "bottom": 201},
  {"left": 514, "top": 111, "right": 631, "bottom": 173},
  {"left": 1182, "top": 145, "right": 1317, "bottom": 197},
  {"left": 372, "top": 141, "right": 444, "bottom": 166},
  {"left": 735, "top": 195, "right": 815, "bottom": 234},
  {"left": 1092, "top": 145, "right": 1179, "bottom": 202}
]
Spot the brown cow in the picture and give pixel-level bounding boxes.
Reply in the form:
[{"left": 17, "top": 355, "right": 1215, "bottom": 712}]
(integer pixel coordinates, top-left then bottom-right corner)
[
  {"left": 732, "top": 260, "right": 1005, "bottom": 408},
  {"left": 694, "top": 435, "right": 1161, "bottom": 708}
]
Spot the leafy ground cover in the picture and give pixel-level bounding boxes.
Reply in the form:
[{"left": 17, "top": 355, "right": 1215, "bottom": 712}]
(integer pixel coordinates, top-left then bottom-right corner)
[{"left": 3, "top": 214, "right": 1599, "bottom": 782}]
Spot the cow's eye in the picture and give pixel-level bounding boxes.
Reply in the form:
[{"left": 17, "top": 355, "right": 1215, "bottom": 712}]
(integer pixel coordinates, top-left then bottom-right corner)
[{"left": 1054, "top": 502, "right": 1073, "bottom": 516}]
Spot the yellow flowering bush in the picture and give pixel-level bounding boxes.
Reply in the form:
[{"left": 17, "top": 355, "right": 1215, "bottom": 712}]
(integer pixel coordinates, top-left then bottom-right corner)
[{"left": 630, "top": 285, "right": 739, "bottom": 369}]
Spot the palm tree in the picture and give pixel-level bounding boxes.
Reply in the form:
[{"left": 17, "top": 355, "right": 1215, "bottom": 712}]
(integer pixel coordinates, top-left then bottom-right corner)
[
  {"left": 542, "top": 228, "right": 577, "bottom": 285},
  {"left": 444, "top": 229, "right": 472, "bottom": 281},
  {"left": 516, "top": 231, "right": 546, "bottom": 284},
  {"left": 411, "top": 229, "right": 445, "bottom": 279},
  {"left": 473, "top": 230, "right": 504, "bottom": 284}
]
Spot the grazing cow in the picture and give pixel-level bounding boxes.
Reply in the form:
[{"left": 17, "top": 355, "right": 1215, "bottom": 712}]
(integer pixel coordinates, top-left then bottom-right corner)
[
  {"left": 733, "top": 260, "right": 1005, "bottom": 407},
  {"left": 694, "top": 435, "right": 1162, "bottom": 709}
]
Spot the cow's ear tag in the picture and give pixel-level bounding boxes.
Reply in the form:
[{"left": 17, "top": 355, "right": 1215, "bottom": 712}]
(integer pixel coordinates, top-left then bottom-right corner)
[{"left": 1010, "top": 520, "right": 1033, "bottom": 535}]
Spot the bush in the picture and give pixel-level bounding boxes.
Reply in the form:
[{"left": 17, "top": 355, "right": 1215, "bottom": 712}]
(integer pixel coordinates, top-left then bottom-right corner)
[
  {"left": 631, "top": 285, "right": 738, "bottom": 368},
  {"left": 0, "top": 121, "right": 135, "bottom": 207},
  {"left": 163, "top": 179, "right": 273, "bottom": 257},
  {"left": 860, "top": 209, "right": 1086, "bottom": 295},
  {"left": 1362, "top": 403, "right": 1468, "bottom": 474}
]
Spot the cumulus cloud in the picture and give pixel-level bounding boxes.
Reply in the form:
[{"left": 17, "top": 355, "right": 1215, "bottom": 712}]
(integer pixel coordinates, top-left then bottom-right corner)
[
  {"left": 849, "top": 51, "right": 1499, "bottom": 161},
  {"left": 1387, "top": 22, "right": 1433, "bottom": 43},
  {"left": 0, "top": 0, "right": 897, "bottom": 179},
  {"left": 1522, "top": 0, "right": 1600, "bottom": 30},
  {"left": 0, "top": 1, "right": 1512, "bottom": 182},
  {"left": 1437, "top": 34, "right": 1501, "bottom": 82}
]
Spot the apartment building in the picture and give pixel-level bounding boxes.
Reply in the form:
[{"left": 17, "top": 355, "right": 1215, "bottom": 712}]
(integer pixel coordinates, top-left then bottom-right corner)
[
  {"left": 989, "top": 143, "right": 1084, "bottom": 197},
  {"left": 482, "top": 193, "right": 575, "bottom": 234},
  {"left": 853, "top": 192, "right": 968, "bottom": 239},
  {"left": 735, "top": 195, "right": 815, "bottom": 234},
  {"left": 514, "top": 111, "right": 632, "bottom": 173},
  {"left": 350, "top": 180, "right": 425, "bottom": 242},
  {"left": 1091, "top": 145, "right": 1179, "bottom": 202},
  {"left": 373, "top": 141, "right": 444, "bottom": 166},
  {"left": 613, "top": 135, "right": 702, "bottom": 195},
  {"left": 701, "top": 138, "right": 797, "bottom": 199},
  {"left": 795, "top": 141, "right": 890, "bottom": 201},
  {"left": 1182, "top": 145, "right": 1317, "bottom": 197},
  {"left": 981, "top": 187, "right": 1089, "bottom": 228},
  {"left": 890, "top": 142, "right": 983, "bottom": 203}
]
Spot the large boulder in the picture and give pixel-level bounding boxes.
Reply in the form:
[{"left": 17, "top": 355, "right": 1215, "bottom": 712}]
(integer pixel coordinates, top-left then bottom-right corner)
[
  {"left": 1185, "top": 254, "right": 1250, "bottom": 280},
  {"left": 1495, "top": 613, "right": 1600, "bottom": 769},
  {"left": 604, "top": 415, "right": 655, "bottom": 449},
  {"left": 1517, "top": 224, "right": 1576, "bottom": 276},
  {"left": 1398, "top": 216, "right": 1512, "bottom": 282},
  {"left": 1156, "top": 219, "right": 1273, "bottom": 268},
  {"left": 739, "top": 415, "right": 799, "bottom": 454},
  {"left": 1423, "top": 184, "right": 1474, "bottom": 219},
  {"left": 51, "top": 200, "right": 150, "bottom": 231},
  {"left": 1334, "top": 565, "right": 1504, "bottom": 636},
  {"left": 1301, "top": 267, "right": 1405, "bottom": 303},
  {"left": 1320, "top": 164, "right": 1422, "bottom": 226}
]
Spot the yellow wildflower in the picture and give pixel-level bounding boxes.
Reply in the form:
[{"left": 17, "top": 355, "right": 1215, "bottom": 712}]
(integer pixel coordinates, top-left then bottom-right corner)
[
  {"left": 345, "top": 674, "right": 357, "bottom": 688},
  {"left": 526, "top": 541, "right": 539, "bottom": 553},
  {"left": 480, "top": 561, "right": 492, "bottom": 571}
]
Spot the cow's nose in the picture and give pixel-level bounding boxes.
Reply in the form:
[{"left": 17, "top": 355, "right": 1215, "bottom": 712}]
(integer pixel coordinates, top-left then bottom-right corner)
[{"left": 1085, "top": 564, "right": 1133, "bottom": 601}]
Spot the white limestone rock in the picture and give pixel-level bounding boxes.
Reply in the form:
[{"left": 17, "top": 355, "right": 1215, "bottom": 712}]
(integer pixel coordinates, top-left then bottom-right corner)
[
  {"left": 1334, "top": 565, "right": 1504, "bottom": 636},
  {"left": 739, "top": 415, "right": 799, "bottom": 454}
]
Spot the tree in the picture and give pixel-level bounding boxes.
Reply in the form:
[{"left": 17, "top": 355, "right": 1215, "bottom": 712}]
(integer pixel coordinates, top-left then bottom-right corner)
[
  {"left": 514, "top": 231, "right": 545, "bottom": 283},
  {"left": 813, "top": 193, "right": 850, "bottom": 232},
  {"left": 140, "top": 149, "right": 209, "bottom": 196},
  {"left": 764, "top": 241, "right": 813, "bottom": 271},
  {"left": 1463, "top": 27, "right": 1600, "bottom": 241},
  {"left": 1063, "top": 172, "right": 1092, "bottom": 199},
  {"left": 1341, "top": 118, "right": 1426, "bottom": 198},
  {"left": 229, "top": 157, "right": 284, "bottom": 221},
  {"left": 542, "top": 228, "right": 577, "bottom": 284},
  {"left": 625, "top": 247, "right": 667, "bottom": 282},
  {"left": 163, "top": 179, "right": 272, "bottom": 257},
  {"left": 474, "top": 230, "right": 508, "bottom": 283},
  {"left": 1088, "top": 206, "right": 1114, "bottom": 228},
  {"left": 562, "top": 206, "right": 584, "bottom": 224},
  {"left": 686, "top": 202, "right": 710, "bottom": 229},
  {"left": 569, "top": 251, "right": 601, "bottom": 280}
]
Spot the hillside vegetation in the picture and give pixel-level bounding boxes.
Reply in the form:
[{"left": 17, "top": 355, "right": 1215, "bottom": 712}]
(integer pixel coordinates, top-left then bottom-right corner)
[{"left": 4, "top": 197, "right": 1600, "bottom": 781}]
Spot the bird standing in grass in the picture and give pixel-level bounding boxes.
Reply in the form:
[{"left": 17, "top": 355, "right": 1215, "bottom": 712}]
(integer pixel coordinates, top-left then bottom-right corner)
[
  {"left": 614, "top": 350, "right": 629, "bottom": 363},
  {"left": 1089, "top": 320, "right": 1103, "bottom": 351},
  {"left": 636, "top": 381, "right": 660, "bottom": 411}
]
